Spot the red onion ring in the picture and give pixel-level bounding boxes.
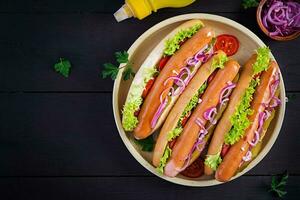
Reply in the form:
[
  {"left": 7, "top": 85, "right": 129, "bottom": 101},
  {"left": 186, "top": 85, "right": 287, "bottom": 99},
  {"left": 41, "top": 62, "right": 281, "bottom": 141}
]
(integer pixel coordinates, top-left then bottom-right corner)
[
  {"left": 203, "top": 107, "right": 217, "bottom": 121},
  {"left": 151, "top": 97, "right": 168, "bottom": 128},
  {"left": 187, "top": 57, "right": 198, "bottom": 66},
  {"left": 219, "top": 82, "right": 236, "bottom": 103},
  {"left": 160, "top": 87, "right": 174, "bottom": 103},
  {"left": 248, "top": 131, "right": 260, "bottom": 146},
  {"left": 242, "top": 150, "right": 252, "bottom": 162}
]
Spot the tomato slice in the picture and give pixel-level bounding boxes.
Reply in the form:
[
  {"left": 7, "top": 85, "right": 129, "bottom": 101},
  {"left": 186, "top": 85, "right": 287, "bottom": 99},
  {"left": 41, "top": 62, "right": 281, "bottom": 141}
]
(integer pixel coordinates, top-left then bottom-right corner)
[
  {"left": 221, "top": 144, "right": 231, "bottom": 158},
  {"left": 142, "top": 78, "right": 155, "bottom": 99},
  {"left": 214, "top": 34, "right": 239, "bottom": 56},
  {"left": 168, "top": 138, "right": 177, "bottom": 149},
  {"left": 181, "top": 111, "right": 191, "bottom": 127},
  {"left": 134, "top": 109, "right": 140, "bottom": 117},
  {"left": 208, "top": 70, "right": 218, "bottom": 83},
  {"left": 158, "top": 56, "right": 171, "bottom": 71},
  {"left": 180, "top": 157, "right": 204, "bottom": 178}
]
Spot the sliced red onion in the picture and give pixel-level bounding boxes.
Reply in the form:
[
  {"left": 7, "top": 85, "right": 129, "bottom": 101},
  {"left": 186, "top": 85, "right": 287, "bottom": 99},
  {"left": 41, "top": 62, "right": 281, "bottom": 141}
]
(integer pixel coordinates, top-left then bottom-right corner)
[
  {"left": 219, "top": 82, "right": 236, "bottom": 103},
  {"left": 151, "top": 97, "right": 168, "bottom": 128},
  {"left": 164, "top": 76, "right": 185, "bottom": 87},
  {"left": 263, "top": 14, "right": 269, "bottom": 28},
  {"left": 220, "top": 97, "right": 229, "bottom": 107},
  {"left": 269, "top": 96, "right": 282, "bottom": 108},
  {"left": 257, "top": 112, "right": 266, "bottom": 134},
  {"left": 195, "top": 117, "right": 205, "bottom": 129},
  {"left": 195, "top": 45, "right": 208, "bottom": 61},
  {"left": 262, "top": 0, "right": 300, "bottom": 37},
  {"left": 164, "top": 76, "right": 186, "bottom": 97},
  {"left": 264, "top": 109, "right": 272, "bottom": 119},
  {"left": 242, "top": 150, "right": 252, "bottom": 162},
  {"left": 195, "top": 139, "right": 205, "bottom": 152},
  {"left": 177, "top": 67, "right": 192, "bottom": 84},
  {"left": 203, "top": 107, "right": 217, "bottom": 121},
  {"left": 160, "top": 87, "right": 174, "bottom": 103},
  {"left": 270, "top": 79, "right": 280, "bottom": 98},
  {"left": 187, "top": 57, "right": 198, "bottom": 66},
  {"left": 249, "top": 130, "right": 260, "bottom": 147}
]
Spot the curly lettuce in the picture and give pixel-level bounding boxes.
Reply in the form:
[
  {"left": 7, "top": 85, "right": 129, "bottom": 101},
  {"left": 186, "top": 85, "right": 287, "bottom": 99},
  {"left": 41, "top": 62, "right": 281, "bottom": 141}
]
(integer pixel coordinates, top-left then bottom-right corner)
[
  {"left": 211, "top": 53, "right": 228, "bottom": 72},
  {"left": 157, "top": 146, "right": 172, "bottom": 174},
  {"left": 225, "top": 78, "right": 260, "bottom": 145},
  {"left": 253, "top": 47, "right": 270, "bottom": 75},
  {"left": 164, "top": 23, "right": 203, "bottom": 56},
  {"left": 167, "top": 127, "right": 183, "bottom": 142},
  {"left": 122, "top": 67, "right": 158, "bottom": 131},
  {"left": 205, "top": 152, "right": 222, "bottom": 171},
  {"left": 224, "top": 46, "right": 271, "bottom": 145}
]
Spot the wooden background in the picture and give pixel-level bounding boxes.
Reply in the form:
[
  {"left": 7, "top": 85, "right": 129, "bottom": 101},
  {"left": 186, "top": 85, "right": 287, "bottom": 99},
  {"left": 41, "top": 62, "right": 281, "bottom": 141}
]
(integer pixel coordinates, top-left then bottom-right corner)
[{"left": 0, "top": 0, "right": 299, "bottom": 199}]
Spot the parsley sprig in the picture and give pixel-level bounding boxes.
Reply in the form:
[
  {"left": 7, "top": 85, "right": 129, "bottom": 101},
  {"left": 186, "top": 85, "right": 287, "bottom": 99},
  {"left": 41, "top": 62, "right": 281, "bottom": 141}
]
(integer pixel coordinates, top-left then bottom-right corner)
[
  {"left": 102, "top": 51, "right": 135, "bottom": 81},
  {"left": 54, "top": 58, "right": 71, "bottom": 78},
  {"left": 269, "top": 171, "right": 288, "bottom": 198},
  {"left": 242, "top": 0, "right": 259, "bottom": 9},
  {"left": 134, "top": 136, "right": 154, "bottom": 152}
]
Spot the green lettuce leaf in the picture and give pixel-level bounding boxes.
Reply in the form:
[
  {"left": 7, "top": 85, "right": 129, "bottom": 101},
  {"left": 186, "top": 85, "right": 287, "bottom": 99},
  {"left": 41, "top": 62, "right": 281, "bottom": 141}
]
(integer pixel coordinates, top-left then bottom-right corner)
[
  {"left": 253, "top": 47, "right": 270, "bottom": 75},
  {"left": 122, "top": 67, "right": 158, "bottom": 131},
  {"left": 225, "top": 78, "right": 260, "bottom": 145},
  {"left": 167, "top": 126, "right": 183, "bottom": 142},
  {"left": 204, "top": 152, "right": 222, "bottom": 171},
  {"left": 157, "top": 145, "right": 172, "bottom": 174},
  {"left": 164, "top": 23, "right": 203, "bottom": 56},
  {"left": 211, "top": 53, "right": 228, "bottom": 72}
]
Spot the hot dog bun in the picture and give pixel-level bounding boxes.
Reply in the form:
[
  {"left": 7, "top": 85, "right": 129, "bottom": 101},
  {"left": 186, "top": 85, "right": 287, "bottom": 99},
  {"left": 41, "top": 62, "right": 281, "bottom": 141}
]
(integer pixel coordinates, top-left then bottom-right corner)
[
  {"left": 215, "top": 61, "right": 279, "bottom": 182},
  {"left": 133, "top": 27, "right": 215, "bottom": 139},
  {"left": 122, "top": 19, "right": 204, "bottom": 132},
  {"left": 153, "top": 50, "right": 227, "bottom": 167},
  {"left": 164, "top": 60, "right": 240, "bottom": 177}
]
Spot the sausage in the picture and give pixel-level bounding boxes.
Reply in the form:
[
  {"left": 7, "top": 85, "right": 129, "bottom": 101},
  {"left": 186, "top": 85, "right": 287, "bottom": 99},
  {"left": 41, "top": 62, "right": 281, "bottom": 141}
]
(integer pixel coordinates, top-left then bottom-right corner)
[
  {"left": 204, "top": 54, "right": 257, "bottom": 175},
  {"left": 164, "top": 60, "right": 240, "bottom": 177},
  {"left": 152, "top": 50, "right": 226, "bottom": 167},
  {"left": 133, "top": 27, "right": 214, "bottom": 139},
  {"left": 215, "top": 61, "right": 279, "bottom": 182}
]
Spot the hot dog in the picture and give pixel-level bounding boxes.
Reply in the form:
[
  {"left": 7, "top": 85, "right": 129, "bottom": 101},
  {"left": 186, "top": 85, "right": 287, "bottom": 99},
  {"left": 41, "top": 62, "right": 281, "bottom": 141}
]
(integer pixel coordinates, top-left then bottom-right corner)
[
  {"left": 163, "top": 60, "right": 240, "bottom": 177},
  {"left": 153, "top": 50, "right": 229, "bottom": 170},
  {"left": 204, "top": 54, "right": 257, "bottom": 175},
  {"left": 203, "top": 47, "right": 280, "bottom": 177},
  {"left": 215, "top": 61, "right": 280, "bottom": 182},
  {"left": 133, "top": 26, "right": 215, "bottom": 139},
  {"left": 122, "top": 19, "right": 205, "bottom": 133}
]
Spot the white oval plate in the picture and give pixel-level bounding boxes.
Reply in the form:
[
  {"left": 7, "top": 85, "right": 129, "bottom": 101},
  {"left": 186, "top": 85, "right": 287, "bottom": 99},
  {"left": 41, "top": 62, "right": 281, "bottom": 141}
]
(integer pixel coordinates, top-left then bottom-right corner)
[{"left": 112, "top": 14, "right": 286, "bottom": 186}]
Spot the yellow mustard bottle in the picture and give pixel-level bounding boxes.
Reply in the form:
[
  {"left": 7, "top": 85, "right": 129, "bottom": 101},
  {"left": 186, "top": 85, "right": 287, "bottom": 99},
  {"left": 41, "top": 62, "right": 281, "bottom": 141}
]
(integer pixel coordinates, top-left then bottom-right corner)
[{"left": 114, "top": 0, "right": 196, "bottom": 22}]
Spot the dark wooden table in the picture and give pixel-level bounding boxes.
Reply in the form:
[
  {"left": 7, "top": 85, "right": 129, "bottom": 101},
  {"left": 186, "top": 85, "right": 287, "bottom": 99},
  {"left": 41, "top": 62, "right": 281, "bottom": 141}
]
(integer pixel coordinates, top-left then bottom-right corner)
[{"left": 0, "top": 0, "right": 299, "bottom": 199}]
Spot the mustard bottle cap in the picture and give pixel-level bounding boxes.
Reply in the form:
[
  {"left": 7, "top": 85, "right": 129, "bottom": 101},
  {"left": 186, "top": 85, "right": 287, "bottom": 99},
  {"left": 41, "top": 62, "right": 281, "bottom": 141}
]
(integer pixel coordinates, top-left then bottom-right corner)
[{"left": 114, "top": 4, "right": 133, "bottom": 22}]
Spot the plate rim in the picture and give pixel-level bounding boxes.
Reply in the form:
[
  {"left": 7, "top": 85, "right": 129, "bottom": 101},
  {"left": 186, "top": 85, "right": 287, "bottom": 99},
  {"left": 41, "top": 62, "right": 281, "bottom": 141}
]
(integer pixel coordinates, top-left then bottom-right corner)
[{"left": 112, "top": 13, "right": 286, "bottom": 187}]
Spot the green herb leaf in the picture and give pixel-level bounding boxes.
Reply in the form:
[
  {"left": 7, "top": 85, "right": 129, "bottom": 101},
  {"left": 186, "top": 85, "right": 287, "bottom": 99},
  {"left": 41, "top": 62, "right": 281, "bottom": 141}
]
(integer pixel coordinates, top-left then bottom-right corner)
[
  {"left": 269, "top": 171, "right": 288, "bottom": 198},
  {"left": 54, "top": 58, "right": 71, "bottom": 78},
  {"left": 102, "top": 63, "right": 119, "bottom": 80},
  {"left": 115, "top": 51, "right": 129, "bottom": 63},
  {"left": 122, "top": 63, "right": 135, "bottom": 80},
  {"left": 242, "top": 0, "right": 259, "bottom": 9},
  {"left": 102, "top": 51, "right": 135, "bottom": 81},
  {"left": 134, "top": 136, "right": 154, "bottom": 152}
]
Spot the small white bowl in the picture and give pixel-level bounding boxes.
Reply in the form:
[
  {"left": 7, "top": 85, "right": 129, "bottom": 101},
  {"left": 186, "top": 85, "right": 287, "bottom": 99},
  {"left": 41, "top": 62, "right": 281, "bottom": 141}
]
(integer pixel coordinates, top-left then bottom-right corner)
[{"left": 112, "top": 14, "right": 286, "bottom": 187}]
